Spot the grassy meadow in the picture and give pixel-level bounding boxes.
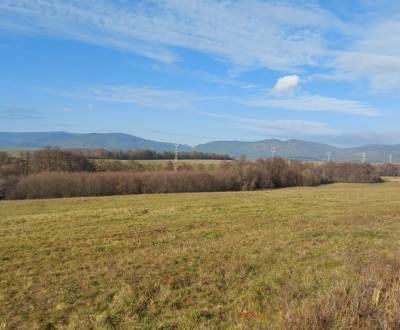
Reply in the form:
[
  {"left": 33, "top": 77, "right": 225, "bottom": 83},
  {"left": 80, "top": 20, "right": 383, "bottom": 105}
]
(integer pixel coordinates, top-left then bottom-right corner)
[
  {"left": 1, "top": 182, "right": 400, "bottom": 329},
  {"left": 92, "top": 159, "right": 225, "bottom": 168},
  {"left": 0, "top": 148, "right": 36, "bottom": 157},
  {"left": 133, "top": 159, "right": 225, "bottom": 165}
]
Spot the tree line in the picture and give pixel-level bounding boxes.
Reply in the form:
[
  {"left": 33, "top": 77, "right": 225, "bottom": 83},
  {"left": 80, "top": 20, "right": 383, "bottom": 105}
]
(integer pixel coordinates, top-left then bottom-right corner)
[
  {"left": 69, "top": 148, "right": 232, "bottom": 160},
  {"left": 0, "top": 148, "right": 385, "bottom": 199}
]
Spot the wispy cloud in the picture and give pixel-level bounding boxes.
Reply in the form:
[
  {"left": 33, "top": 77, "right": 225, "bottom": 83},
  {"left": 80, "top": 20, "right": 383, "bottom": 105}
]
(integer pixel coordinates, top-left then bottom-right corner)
[
  {"left": 0, "top": 0, "right": 344, "bottom": 70},
  {"left": 242, "top": 93, "right": 379, "bottom": 117},
  {"left": 3, "top": 0, "right": 400, "bottom": 94},
  {"left": 62, "top": 83, "right": 339, "bottom": 138},
  {"left": 63, "top": 82, "right": 379, "bottom": 122},
  {"left": 0, "top": 107, "right": 43, "bottom": 119},
  {"left": 64, "top": 85, "right": 197, "bottom": 110},
  {"left": 195, "top": 111, "right": 339, "bottom": 137},
  {"left": 319, "top": 18, "right": 400, "bottom": 91},
  {"left": 0, "top": 0, "right": 177, "bottom": 63},
  {"left": 334, "top": 52, "right": 400, "bottom": 92}
]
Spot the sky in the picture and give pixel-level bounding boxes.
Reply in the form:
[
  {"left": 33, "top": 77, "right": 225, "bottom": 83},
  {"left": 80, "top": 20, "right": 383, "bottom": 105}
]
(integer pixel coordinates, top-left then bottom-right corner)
[{"left": 1, "top": 0, "right": 400, "bottom": 147}]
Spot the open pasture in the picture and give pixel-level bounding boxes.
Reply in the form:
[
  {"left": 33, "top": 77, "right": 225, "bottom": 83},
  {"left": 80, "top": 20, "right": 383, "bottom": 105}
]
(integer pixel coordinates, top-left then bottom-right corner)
[
  {"left": 1, "top": 182, "right": 400, "bottom": 329},
  {"left": 103, "top": 159, "right": 225, "bottom": 166}
]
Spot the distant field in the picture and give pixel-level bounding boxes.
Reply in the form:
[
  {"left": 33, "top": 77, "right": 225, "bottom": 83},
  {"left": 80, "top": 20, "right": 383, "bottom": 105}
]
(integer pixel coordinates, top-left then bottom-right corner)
[
  {"left": 0, "top": 149, "right": 228, "bottom": 164},
  {"left": 1, "top": 183, "right": 400, "bottom": 329},
  {"left": 134, "top": 159, "right": 226, "bottom": 165},
  {"left": 92, "top": 159, "right": 226, "bottom": 165},
  {"left": 0, "top": 148, "right": 36, "bottom": 156},
  {"left": 91, "top": 158, "right": 226, "bottom": 170}
]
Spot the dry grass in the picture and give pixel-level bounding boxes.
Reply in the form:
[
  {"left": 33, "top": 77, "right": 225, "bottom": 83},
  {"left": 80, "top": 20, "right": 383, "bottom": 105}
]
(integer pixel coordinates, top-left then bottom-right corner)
[
  {"left": 382, "top": 176, "right": 400, "bottom": 182},
  {"left": 0, "top": 148, "right": 36, "bottom": 157},
  {"left": 93, "top": 159, "right": 225, "bottom": 166},
  {"left": 133, "top": 159, "right": 225, "bottom": 165},
  {"left": 91, "top": 159, "right": 224, "bottom": 172},
  {"left": 1, "top": 182, "right": 400, "bottom": 329}
]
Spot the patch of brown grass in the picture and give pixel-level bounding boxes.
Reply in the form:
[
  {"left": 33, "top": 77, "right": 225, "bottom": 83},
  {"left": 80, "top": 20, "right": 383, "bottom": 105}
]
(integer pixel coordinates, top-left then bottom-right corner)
[{"left": 285, "top": 257, "right": 400, "bottom": 329}]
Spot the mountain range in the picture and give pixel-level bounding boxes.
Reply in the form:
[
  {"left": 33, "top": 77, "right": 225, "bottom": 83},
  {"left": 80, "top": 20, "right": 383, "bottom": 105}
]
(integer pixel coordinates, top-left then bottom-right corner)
[{"left": 1, "top": 132, "right": 399, "bottom": 162}]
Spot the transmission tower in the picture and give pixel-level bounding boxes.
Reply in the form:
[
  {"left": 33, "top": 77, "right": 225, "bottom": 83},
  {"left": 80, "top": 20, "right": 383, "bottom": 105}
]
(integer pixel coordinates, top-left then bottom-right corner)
[
  {"left": 326, "top": 151, "right": 331, "bottom": 162},
  {"left": 361, "top": 152, "right": 367, "bottom": 164},
  {"left": 174, "top": 144, "right": 179, "bottom": 162},
  {"left": 271, "top": 146, "right": 276, "bottom": 158}
]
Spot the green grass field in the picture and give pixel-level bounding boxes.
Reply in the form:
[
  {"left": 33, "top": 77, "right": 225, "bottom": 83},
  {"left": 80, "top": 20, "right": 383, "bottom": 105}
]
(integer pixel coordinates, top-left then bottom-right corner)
[{"left": 1, "top": 182, "right": 400, "bottom": 329}]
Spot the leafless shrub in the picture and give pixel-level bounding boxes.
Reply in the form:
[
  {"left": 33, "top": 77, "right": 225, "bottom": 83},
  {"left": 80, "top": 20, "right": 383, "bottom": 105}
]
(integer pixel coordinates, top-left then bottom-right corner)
[{"left": 374, "top": 163, "right": 400, "bottom": 177}]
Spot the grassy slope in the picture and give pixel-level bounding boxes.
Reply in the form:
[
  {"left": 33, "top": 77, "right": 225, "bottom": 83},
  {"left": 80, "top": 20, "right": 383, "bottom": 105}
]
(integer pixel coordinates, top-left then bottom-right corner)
[{"left": 1, "top": 183, "right": 400, "bottom": 329}]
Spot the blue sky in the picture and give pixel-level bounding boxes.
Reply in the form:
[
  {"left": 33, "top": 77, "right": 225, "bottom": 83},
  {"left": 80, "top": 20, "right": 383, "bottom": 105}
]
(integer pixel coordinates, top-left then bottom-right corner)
[{"left": 1, "top": 0, "right": 400, "bottom": 146}]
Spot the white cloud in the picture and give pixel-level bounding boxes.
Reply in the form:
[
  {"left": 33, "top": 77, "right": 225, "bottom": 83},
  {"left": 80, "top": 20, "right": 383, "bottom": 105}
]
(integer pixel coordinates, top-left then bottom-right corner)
[
  {"left": 242, "top": 94, "right": 379, "bottom": 116},
  {"left": 0, "top": 0, "right": 343, "bottom": 70},
  {"left": 273, "top": 75, "right": 300, "bottom": 94}
]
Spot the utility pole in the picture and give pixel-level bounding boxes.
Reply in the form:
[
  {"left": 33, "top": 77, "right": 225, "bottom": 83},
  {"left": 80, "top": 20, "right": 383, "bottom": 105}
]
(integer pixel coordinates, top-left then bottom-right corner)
[
  {"left": 174, "top": 144, "right": 179, "bottom": 171},
  {"left": 174, "top": 144, "right": 179, "bottom": 162}
]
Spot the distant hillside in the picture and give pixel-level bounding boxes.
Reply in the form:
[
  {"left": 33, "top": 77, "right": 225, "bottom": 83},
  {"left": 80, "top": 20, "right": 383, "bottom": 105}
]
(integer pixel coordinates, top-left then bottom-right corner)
[
  {"left": 195, "top": 139, "right": 400, "bottom": 162},
  {"left": 195, "top": 139, "right": 338, "bottom": 160},
  {"left": 0, "top": 132, "right": 191, "bottom": 152}
]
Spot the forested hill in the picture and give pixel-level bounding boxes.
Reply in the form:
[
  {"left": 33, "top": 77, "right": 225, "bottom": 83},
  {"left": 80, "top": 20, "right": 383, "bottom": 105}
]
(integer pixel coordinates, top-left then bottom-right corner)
[{"left": 0, "top": 132, "right": 191, "bottom": 151}]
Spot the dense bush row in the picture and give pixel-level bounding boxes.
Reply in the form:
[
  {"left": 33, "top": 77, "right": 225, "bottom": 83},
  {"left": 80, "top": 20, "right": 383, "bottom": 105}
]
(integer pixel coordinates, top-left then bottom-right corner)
[
  {"left": 3, "top": 157, "right": 382, "bottom": 199},
  {"left": 8, "top": 171, "right": 233, "bottom": 199},
  {"left": 374, "top": 163, "right": 400, "bottom": 176}
]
